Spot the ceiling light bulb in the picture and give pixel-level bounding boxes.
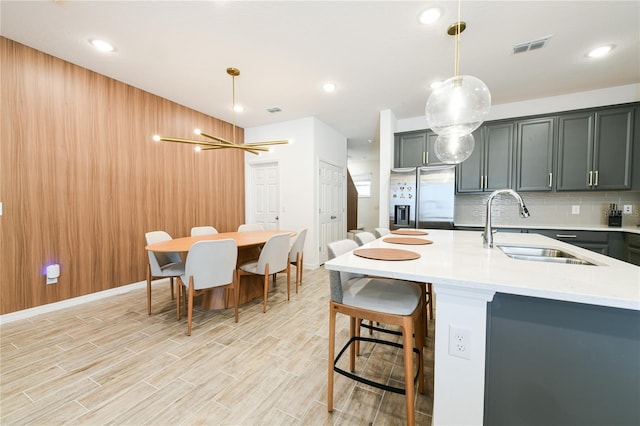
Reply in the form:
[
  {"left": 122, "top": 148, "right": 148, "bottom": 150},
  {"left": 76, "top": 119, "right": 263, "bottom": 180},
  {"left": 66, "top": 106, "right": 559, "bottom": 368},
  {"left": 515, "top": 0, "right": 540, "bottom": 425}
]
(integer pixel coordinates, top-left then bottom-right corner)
[
  {"left": 420, "top": 8, "right": 442, "bottom": 24},
  {"left": 89, "top": 39, "right": 114, "bottom": 52},
  {"left": 587, "top": 45, "right": 614, "bottom": 58},
  {"left": 194, "top": 146, "right": 201, "bottom": 152},
  {"left": 430, "top": 80, "right": 443, "bottom": 90},
  {"left": 194, "top": 128, "right": 201, "bottom": 135},
  {"left": 322, "top": 82, "right": 336, "bottom": 93},
  {"left": 288, "top": 139, "right": 294, "bottom": 145},
  {"left": 152, "top": 135, "right": 161, "bottom": 142},
  {"left": 234, "top": 104, "right": 244, "bottom": 113}
]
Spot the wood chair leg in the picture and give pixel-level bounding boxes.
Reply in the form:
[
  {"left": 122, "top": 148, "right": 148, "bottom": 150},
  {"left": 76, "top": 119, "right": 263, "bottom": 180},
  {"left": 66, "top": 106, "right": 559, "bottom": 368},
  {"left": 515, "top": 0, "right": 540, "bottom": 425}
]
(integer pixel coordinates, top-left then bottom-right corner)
[
  {"left": 349, "top": 316, "right": 357, "bottom": 372},
  {"left": 415, "top": 310, "right": 426, "bottom": 394},
  {"left": 263, "top": 264, "right": 270, "bottom": 313},
  {"left": 170, "top": 277, "right": 175, "bottom": 300},
  {"left": 327, "top": 303, "right": 336, "bottom": 413},
  {"left": 295, "top": 252, "right": 302, "bottom": 293},
  {"left": 299, "top": 253, "right": 303, "bottom": 286},
  {"left": 187, "top": 278, "right": 194, "bottom": 336},
  {"left": 233, "top": 270, "right": 239, "bottom": 323},
  {"left": 355, "top": 317, "right": 361, "bottom": 355},
  {"left": 402, "top": 317, "right": 416, "bottom": 426},
  {"left": 427, "top": 282, "right": 434, "bottom": 319},
  {"left": 286, "top": 263, "right": 291, "bottom": 301},
  {"left": 146, "top": 266, "right": 152, "bottom": 315},
  {"left": 176, "top": 278, "right": 182, "bottom": 320}
]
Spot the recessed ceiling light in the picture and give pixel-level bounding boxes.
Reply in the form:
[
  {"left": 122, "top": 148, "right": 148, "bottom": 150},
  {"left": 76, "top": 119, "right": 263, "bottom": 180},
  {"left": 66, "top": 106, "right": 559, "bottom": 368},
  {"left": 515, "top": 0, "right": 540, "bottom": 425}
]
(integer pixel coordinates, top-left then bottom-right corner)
[
  {"left": 419, "top": 7, "right": 441, "bottom": 25},
  {"left": 322, "top": 82, "right": 336, "bottom": 93},
  {"left": 233, "top": 104, "right": 244, "bottom": 113},
  {"left": 430, "top": 80, "right": 443, "bottom": 90},
  {"left": 587, "top": 44, "right": 615, "bottom": 58},
  {"left": 89, "top": 39, "right": 114, "bottom": 52}
]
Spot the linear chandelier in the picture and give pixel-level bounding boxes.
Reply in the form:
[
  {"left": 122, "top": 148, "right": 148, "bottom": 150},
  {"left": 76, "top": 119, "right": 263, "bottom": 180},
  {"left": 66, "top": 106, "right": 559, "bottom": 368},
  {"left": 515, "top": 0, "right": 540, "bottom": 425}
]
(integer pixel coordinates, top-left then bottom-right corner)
[{"left": 153, "top": 67, "right": 289, "bottom": 155}]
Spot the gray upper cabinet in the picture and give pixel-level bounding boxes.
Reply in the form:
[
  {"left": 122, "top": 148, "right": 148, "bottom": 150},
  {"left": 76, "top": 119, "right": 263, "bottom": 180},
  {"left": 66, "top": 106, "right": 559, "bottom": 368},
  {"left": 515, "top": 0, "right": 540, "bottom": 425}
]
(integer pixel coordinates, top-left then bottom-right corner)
[
  {"left": 557, "top": 107, "right": 634, "bottom": 191},
  {"left": 394, "top": 130, "right": 444, "bottom": 167},
  {"left": 515, "top": 118, "right": 555, "bottom": 191},
  {"left": 457, "top": 123, "right": 514, "bottom": 192}
]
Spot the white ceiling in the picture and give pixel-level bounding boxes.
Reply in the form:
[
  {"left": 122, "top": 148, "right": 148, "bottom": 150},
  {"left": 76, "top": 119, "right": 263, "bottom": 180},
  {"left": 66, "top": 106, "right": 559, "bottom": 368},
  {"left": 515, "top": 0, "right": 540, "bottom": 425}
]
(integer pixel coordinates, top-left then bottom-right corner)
[{"left": 2, "top": 1, "right": 639, "bottom": 161}]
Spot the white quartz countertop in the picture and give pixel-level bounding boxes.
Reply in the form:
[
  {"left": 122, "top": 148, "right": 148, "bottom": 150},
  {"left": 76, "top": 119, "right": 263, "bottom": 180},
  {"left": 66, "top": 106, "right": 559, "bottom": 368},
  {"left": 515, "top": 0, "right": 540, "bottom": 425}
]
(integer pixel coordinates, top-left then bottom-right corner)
[{"left": 325, "top": 230, "right": 640, "bottom": 311}]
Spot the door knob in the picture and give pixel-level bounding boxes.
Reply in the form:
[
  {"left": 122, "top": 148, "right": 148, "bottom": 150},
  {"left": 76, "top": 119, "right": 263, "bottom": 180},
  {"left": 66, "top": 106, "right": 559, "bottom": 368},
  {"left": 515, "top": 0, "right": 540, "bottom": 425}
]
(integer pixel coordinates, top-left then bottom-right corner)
[
  {"left": 331, "top": 215, "right": 337, "bottom": 219},
  {"left": 275, "top": 216, "right": 279, "bottom": 220}
]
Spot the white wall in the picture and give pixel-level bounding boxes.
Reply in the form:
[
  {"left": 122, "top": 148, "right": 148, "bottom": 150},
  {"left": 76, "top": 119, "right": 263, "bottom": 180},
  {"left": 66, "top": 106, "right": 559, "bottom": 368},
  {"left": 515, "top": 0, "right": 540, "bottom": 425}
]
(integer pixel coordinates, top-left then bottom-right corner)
[
  {"left": 396, "top": 83, "right": 640, "bottom": 133},
  {"left": 379, "top": 109, "right": 396, "bottom": 228},
  {"left": 245, "top": 116, "right": 347, "bottom": 269}
]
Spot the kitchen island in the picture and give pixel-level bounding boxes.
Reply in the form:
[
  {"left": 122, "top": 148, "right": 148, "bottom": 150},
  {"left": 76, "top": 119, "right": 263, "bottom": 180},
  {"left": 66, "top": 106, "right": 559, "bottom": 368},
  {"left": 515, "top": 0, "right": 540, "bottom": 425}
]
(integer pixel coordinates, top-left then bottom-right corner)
[{"left": 324, "top": 230, "right": 640, "bottom": 425}]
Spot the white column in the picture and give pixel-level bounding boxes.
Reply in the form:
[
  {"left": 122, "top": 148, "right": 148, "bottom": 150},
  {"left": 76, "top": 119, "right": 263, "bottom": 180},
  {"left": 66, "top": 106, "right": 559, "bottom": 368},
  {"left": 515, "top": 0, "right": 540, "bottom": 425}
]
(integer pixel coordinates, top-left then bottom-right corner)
[
  {"left": 378, "top": 109, "right": 395, "bottom": 227},
  {"left": 432, "top": 284, "right": 496, "bottom": 426}
]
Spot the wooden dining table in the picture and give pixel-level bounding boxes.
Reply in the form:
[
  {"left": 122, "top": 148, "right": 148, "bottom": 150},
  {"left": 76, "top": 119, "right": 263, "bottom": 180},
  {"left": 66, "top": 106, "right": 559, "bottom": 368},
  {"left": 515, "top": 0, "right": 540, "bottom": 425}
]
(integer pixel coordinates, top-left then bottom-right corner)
[{"left": 145, "top": 230, "right": 296, "bottom": 310}]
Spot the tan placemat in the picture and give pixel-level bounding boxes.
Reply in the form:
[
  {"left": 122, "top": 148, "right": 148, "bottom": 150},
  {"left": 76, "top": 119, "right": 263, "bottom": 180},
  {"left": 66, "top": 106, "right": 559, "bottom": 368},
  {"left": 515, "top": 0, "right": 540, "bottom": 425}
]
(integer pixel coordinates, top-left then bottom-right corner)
[
  {"left": 391, "top": 229, "right": 429, "bottom": 236},
  {"left": 354, "top": 248, "right": 421, "bottom": 261},
  {"left": 383, "top": 237, "right": 433, "bottom": 245}
]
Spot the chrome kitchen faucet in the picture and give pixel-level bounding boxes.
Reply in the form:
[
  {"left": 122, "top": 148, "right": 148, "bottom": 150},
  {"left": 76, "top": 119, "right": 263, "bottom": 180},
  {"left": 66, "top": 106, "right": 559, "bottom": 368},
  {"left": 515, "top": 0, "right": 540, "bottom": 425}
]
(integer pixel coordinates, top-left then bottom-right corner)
[{"left": 482, "top": 189, "right": 530, "bottom": 248}]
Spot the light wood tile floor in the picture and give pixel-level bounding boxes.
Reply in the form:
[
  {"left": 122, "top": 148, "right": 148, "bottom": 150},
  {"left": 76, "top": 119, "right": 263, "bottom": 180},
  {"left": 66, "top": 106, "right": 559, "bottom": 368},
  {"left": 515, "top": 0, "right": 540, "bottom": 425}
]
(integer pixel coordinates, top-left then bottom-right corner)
[{"left": 1, "top": 267, "right": 434, "bottom": 425}]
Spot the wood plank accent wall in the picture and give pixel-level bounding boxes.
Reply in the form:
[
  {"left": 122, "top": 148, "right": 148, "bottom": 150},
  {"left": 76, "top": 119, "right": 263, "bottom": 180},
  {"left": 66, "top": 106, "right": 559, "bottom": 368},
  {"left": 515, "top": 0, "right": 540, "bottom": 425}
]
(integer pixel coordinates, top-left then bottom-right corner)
[{"left": 0, "top": 37, "right": 246, "bottom": 314}]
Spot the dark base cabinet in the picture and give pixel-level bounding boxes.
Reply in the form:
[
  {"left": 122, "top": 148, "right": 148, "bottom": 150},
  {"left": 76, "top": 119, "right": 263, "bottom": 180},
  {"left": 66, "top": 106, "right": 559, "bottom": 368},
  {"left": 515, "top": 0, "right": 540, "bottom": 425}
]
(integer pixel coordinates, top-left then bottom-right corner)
[
  {"left": 527, "top": 229, "right": 610, "bottom": 255},
  {"left": 625, "top": 233, "right": 640, "bottom": 265},
  {"left": 484, "top": 294, "right": 640, "bottom": 426}
]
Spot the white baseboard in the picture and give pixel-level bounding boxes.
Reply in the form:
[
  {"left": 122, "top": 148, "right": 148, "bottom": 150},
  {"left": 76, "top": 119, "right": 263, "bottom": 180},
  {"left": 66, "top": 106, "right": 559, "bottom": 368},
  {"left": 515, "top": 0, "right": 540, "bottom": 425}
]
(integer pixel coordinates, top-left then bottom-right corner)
[{"left": 0, "top": 279, "right": 170, "bottom": 325}]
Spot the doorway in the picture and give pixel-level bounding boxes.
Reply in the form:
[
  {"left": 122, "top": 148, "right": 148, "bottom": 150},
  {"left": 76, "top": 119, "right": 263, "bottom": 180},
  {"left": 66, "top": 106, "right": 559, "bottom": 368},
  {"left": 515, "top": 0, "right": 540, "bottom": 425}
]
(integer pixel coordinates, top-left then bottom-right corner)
[
  {"left": 318, "top": 160, "right": 345, "bottom": 264},
  {"left": 249, "top": 162, "right": 280, "bottom": 230}
]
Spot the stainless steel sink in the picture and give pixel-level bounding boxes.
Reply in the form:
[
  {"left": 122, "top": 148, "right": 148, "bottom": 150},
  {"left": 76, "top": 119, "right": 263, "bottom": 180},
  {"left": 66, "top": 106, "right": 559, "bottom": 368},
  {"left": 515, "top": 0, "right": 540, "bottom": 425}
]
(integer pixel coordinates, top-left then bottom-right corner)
[{"left": 497, "top": 245, "right": 596, "bottom": 265}]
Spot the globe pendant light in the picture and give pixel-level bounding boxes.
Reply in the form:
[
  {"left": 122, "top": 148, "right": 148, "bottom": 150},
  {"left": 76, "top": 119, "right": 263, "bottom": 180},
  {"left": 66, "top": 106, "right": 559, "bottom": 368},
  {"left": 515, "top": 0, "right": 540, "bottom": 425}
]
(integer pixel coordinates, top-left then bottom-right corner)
[
  {"left": 434, "top": 133, "right": 475, "bottom": 164},
  {"left": 426, "top": 75, "right": 491, "bottom": 137},
  {"left": 425, "top": 2, "right": 491, "bottom": 163}
]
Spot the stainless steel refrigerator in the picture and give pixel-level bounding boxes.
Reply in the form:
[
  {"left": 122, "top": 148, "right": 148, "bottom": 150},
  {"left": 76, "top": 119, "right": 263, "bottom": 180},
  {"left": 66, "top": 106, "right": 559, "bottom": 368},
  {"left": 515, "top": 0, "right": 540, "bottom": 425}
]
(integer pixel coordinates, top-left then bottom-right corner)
[{"left": 389, "top": 165, "right": 455, "bottom": 230}]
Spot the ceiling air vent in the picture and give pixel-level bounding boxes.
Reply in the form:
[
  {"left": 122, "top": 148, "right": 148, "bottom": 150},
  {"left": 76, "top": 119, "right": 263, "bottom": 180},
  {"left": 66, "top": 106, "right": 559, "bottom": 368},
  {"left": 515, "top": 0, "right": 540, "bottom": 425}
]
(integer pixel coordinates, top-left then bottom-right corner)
[
  {"left": 513, "top": 35, "right": 552, "bottom": 54},
  {"left": 266, "top": 107, "right": 282, "bottom": 113}
]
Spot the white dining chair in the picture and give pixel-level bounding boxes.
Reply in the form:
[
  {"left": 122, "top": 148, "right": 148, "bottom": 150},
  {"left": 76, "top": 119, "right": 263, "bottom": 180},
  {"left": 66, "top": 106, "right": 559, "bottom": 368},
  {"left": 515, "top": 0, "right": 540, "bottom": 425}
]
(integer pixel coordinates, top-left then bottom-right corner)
[
  {"left": 237, "top": 233, "right": 290, "bottom": 313},
  {"left": 176, "top": 239, "right": 238, "bottom": 335},
  {"left": 238, "top": 223, "right": 265, "bottom": 232},
  {"left": 373, "top": 227, "right": 391, "bottom": 238},
  {"left": 289, "top": 228, "right": 308, "bottom": 292},
  {"left": 145, "top": 231, "right": 185, "bottom": 315},
  {"left": 354, "top": 231, "right": 376, "bottom": 246},
  {"left": 190, "top": 226, "right": 218, "bottom": 236}
]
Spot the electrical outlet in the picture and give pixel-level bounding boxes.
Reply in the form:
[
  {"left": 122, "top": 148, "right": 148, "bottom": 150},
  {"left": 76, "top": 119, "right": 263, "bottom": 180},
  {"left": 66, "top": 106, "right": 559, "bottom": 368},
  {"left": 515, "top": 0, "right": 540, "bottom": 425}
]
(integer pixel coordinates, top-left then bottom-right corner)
[
  {"left": 623, "top": 205, "right": 632, "bottom": 214},
  {"left": 449, "top": 325, "right": 472, "bottom": 360},
  {"left": 571, "top": 205, "right": 580, "bottom": 215}
]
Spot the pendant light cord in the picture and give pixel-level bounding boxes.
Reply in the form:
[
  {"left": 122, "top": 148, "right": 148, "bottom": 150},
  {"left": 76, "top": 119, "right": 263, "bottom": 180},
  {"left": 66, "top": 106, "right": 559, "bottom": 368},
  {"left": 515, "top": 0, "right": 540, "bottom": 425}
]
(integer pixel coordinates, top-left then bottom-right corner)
[
  {"left": 454, "top": 0, "right": 461, "bottom": 77},
  {"left": 232, "top": 74, "right": 237, "bottom": 144}
]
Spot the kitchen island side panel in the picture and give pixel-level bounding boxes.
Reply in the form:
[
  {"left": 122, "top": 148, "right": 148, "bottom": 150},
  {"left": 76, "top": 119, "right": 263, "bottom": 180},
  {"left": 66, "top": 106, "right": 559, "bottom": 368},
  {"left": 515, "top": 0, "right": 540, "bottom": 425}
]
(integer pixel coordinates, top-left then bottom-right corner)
[{"left": 484, "top": 293, "right": 640, "bottom": 426}]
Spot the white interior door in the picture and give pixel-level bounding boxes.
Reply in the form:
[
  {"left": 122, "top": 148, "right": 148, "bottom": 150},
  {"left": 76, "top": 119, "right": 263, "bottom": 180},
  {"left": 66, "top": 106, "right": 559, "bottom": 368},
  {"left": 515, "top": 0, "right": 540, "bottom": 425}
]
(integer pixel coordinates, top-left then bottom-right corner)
[
  {"left": 250, "top": 162, "right": 279, "bottom": 230},
  {"left": 319, "top": 160, "right": 345, "bottom": 264}
]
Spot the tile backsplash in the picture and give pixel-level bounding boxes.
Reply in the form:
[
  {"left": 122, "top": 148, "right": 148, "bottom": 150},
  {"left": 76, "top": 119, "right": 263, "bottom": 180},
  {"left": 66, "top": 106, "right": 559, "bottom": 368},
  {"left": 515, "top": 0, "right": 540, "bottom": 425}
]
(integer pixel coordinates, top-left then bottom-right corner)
[{"left": 455, "top": 191, "right": 640, "bottom": 228}]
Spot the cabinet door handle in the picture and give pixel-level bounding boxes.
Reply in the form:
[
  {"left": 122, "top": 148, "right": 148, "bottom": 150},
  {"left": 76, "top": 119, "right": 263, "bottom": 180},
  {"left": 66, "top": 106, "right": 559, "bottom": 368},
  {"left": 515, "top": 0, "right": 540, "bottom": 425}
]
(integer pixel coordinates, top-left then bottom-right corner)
[
  {"left": 484, "top": 175, "right": 488, "bottom": 189},
  {"left": 548, "top": 173, "right": 553, "bottom": 188},
  {"left": 480, "top": 176, "right": 484, "bottom": 189},
  {"left": 588, "top": 171, "right": 593, "bottom": 186},
  {"left": 426, "top": 151, "right": 429, "bottom": 164},
  {"left": 556, "top": 234, "right": 577, "bottom": 238},
  {"left": 594, "top": 170, "right": 599, "bottom": 187}
]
